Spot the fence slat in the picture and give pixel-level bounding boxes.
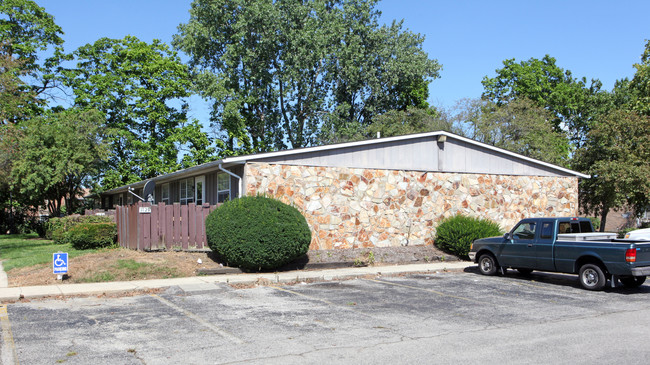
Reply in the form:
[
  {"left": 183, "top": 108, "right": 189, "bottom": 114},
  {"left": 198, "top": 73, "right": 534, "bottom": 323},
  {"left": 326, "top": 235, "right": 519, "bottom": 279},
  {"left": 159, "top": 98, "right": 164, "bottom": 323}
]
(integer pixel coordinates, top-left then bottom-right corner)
[
  {"left": 180, "top": 204, "right": 188, "bottom": 250},
  {"left": 188, "top": 203, "right": 197, "bottom": 249},
  {"left": 157, "top": 203, "right": 165, "bottom": 249}
]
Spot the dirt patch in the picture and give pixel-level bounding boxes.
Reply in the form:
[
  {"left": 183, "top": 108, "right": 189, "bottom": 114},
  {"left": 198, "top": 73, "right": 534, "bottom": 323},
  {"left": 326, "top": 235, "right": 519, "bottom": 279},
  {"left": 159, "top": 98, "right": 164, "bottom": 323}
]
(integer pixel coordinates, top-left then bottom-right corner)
[{"left": 7, "top": 244, "right": 457, "bottom": 287}]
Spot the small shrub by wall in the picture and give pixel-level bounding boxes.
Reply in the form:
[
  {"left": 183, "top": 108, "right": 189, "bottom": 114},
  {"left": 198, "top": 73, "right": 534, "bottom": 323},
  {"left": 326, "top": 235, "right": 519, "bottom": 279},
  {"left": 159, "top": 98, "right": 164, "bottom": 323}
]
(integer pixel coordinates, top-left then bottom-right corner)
[
  {"left": 47, "top": 215, "right": 115, "bottom": 244},
  {"left": 435, "top": 214, "right": 503, "bottom": 259},
  {"left": 67, "top": 223, "right": 117, "bottom": 250},
  {"left": 205, "top": 196, "right": 311, "bottom": 271}
]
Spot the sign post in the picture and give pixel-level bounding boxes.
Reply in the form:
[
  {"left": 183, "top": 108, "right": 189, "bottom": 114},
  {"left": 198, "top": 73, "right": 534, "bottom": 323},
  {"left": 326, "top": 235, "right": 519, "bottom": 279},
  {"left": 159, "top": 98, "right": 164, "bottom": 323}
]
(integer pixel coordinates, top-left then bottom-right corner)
[{"left": 53, "top": 252, "right": 68, "bottom": 280}]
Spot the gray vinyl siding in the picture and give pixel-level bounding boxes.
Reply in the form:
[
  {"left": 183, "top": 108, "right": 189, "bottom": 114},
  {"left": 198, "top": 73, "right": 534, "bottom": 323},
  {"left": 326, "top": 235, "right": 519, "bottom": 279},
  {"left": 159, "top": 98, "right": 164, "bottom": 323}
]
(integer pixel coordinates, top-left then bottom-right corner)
[
  {"left": 255, "top": 137, "right": 438, "bottom": 172},
  {"left": 254, "top": 135, "right": 570, "bottom": 177},
  {"left": 206, "top": 165, "right": 242, "bottom": 204}
]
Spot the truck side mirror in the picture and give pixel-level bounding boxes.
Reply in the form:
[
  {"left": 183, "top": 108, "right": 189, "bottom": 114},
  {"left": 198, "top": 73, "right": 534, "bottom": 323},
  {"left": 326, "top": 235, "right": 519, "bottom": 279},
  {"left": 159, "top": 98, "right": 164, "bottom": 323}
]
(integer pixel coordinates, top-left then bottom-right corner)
[{"left": 503, "top": 232, "right": 512, "bottom": 240}]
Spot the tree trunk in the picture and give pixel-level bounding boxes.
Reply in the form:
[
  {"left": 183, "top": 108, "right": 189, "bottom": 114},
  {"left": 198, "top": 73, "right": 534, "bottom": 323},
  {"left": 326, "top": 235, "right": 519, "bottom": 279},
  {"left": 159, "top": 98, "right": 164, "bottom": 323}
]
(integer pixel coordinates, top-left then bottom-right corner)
[{"left": 599, "top": 205, "right": 609, "bottom": 232}]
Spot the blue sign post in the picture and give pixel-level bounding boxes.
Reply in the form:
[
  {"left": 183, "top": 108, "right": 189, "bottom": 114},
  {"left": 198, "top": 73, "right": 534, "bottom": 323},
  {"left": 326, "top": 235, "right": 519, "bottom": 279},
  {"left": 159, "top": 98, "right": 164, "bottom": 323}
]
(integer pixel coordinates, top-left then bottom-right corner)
[{"left": 53, "top": 252, "right": 68, "bottom": 278}]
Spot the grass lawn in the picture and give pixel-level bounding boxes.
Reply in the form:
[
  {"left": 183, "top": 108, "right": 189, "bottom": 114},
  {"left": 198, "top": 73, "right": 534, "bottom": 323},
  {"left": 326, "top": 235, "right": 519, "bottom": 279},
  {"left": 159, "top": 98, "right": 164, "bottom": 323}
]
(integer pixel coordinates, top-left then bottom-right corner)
[{"left": 0, "top": 233, "right": 103, "bottom": 271}]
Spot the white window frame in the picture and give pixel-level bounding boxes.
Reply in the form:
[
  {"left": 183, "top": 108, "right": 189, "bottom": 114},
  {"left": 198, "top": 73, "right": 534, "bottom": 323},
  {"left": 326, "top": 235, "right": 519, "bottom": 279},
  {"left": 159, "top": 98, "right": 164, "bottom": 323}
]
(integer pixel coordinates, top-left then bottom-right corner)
[
  {"left": 179, "top": 177, "right": 195, "bottom": 205},
  {"left": 195, "top": 176, "right": 205, "bottom": 205},
  {"left": 160, "top": 183, "right": 170, "bottom": 204},
  {"left": 217, "top": 173, "right": 231, "bottom": 203}
]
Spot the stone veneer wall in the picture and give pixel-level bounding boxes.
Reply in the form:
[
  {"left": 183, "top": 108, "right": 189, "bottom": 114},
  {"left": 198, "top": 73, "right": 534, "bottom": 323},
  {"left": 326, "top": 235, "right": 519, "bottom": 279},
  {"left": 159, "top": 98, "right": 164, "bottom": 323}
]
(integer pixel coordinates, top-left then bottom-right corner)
[{"left": 245, "top": 162, "right": 579, "bottom": 250}]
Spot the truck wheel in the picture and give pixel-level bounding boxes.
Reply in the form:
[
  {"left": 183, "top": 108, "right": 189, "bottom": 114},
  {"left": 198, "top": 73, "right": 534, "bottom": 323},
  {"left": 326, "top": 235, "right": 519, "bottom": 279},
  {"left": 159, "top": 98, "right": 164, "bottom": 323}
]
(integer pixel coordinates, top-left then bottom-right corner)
[
  {"left": 478, "top": 254, "right": 498, "bottom": 276},
  {"left": 620, "top": 276, "right": 646, "bottom": 288},
  {"left": 579, "top": 263, "right": 606, "bottom": 290}
]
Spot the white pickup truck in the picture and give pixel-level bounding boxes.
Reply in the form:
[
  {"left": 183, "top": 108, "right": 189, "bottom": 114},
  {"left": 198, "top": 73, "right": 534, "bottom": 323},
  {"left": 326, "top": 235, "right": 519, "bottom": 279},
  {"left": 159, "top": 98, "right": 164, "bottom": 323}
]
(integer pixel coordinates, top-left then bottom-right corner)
[{"left": 625, "top": 228, "right": 650, "bottom": 240}]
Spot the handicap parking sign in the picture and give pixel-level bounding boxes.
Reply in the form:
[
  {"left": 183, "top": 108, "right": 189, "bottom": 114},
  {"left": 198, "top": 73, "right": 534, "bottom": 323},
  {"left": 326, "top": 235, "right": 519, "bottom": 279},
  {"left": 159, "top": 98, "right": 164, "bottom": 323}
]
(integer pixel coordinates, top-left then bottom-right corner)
[{"left": 53, "top": 252, "right": 68, "bottom": 274}]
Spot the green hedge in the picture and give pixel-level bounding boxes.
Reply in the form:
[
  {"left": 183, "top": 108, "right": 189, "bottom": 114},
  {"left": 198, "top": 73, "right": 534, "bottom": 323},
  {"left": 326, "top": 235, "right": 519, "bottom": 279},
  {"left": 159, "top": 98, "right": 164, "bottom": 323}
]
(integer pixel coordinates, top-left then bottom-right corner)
[
  {"left": 205, "top": 196, "right": 311, "bottom": 271},
  {"left": 67, "top": 223, "right": 117, "bottom": 250},
  {"left": 435, "top": 214, "right": 503, "bottom": 259},
  {"left": 47, "top": 215, "right": 114, "bottom": 244}
]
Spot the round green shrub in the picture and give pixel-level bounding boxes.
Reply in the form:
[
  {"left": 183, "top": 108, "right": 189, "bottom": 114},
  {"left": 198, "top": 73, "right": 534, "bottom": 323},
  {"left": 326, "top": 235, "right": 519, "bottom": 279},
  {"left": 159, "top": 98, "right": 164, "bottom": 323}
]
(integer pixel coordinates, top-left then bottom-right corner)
[
  {"left": 205, "top": 196, "right": 312, "bottom": 271},
  {"left": 67, "top": 223, "right": 117, "bottom": 250},
  {"left": 434, "top": 214, "right": 503, "bottom": 259}
]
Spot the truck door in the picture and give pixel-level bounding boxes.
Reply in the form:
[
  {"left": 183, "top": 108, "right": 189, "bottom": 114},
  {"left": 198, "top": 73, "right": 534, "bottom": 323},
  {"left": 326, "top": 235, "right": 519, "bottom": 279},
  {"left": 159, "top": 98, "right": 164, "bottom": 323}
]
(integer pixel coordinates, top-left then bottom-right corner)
[
  {"left": 500, "top": 221, "right": 537, "bottom": 268},
  {"left": 535, "top": 221, "right": 556, "bottom": 271}
]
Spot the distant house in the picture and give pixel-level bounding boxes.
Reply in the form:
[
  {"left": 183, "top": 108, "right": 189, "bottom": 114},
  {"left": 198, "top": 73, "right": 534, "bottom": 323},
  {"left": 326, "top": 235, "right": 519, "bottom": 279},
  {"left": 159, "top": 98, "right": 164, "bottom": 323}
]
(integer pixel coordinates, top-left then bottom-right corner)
[{"left": 100, "top": 131, "right": 589, "bottom": 250}]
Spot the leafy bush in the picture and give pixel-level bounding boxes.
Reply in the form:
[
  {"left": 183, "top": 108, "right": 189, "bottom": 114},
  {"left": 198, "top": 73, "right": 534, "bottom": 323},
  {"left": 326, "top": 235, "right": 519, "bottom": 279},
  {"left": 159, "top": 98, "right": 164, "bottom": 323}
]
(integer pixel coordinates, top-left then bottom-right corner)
[
  {"left": 587, "top": 216, "right": 601, "bottom": 231},
  {"left": 67, "top": 223, "right": 117, "bottom": 250},
  {"left": 618, "top": 227, "right": 637, "bottom": 239},
  {"left": 205, "top": 196, "right": 312, "bottom": 271},
  {"left": 435, "top": 214, "right": 503, "bottom": 259},
  {"left": 47, "top": 215, "right": 115, "bottom": 244}
]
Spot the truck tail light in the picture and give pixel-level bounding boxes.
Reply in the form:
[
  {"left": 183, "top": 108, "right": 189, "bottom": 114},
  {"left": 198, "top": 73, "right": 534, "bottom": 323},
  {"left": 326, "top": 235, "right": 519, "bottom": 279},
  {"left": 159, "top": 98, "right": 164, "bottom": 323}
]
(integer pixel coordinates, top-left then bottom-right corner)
[{"left": 625, "top": 248, "right": 637, "bottom": 263}]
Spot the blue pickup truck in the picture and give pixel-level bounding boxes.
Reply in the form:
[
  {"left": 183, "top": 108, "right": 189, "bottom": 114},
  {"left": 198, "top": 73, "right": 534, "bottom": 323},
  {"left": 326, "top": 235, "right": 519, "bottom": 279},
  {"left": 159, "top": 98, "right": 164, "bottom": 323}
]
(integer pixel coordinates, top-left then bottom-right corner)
[{"left": 468, "top": 217, "right": 650, "bottom": 290}]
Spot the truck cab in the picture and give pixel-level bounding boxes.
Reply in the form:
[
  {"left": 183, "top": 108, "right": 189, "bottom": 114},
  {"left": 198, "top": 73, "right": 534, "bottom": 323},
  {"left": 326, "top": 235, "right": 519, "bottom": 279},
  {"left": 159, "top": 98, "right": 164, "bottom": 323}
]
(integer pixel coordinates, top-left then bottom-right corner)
[{"left": 495, "top": 218, "right": 594, "bottom": 272}]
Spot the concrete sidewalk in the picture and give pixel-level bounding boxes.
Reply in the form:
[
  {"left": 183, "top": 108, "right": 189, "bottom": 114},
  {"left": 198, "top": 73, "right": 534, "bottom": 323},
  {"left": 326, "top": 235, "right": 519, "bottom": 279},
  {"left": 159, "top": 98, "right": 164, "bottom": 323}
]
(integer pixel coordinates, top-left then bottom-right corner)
[{"left": 0, "top": 261, "right": 474, "bottom": 302}]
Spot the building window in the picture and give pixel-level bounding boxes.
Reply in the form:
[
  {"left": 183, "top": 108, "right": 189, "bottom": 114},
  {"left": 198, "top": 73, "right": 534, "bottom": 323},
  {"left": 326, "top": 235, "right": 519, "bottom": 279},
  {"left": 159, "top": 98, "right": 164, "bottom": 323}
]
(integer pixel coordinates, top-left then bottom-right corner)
[
  {"left": 117, "top": 195, "right": 124, "bottom": 206},
  {"left": 180, "top": 177, "right": 195, "bottom": 205},
  {"left": 217, "top": 173, "right": 230, "bottom": 203},
  {"left": 195, "top": 176, "right": 205, "bottom": 205},
  {"left": 161, "top": 183, "right": 170, "bottom": 204}
]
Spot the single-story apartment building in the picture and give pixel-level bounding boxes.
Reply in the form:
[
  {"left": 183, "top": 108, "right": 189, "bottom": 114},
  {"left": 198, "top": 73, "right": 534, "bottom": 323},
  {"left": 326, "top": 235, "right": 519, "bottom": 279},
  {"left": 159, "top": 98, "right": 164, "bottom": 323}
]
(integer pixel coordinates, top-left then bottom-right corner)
[{"left": 99, "top": 131, "right": 589, "bottom": 250}]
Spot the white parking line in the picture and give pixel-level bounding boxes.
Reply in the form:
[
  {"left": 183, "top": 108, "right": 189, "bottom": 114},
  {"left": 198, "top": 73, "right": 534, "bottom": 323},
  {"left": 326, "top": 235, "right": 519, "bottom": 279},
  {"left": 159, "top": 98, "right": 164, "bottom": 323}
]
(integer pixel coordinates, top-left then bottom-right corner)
[
  {"left": 0, "top": 304, "right": 18, "bottom": 365},
  {"left": 363, "top": 278, "right": 482, "bottom": 304},
  {"left": 150, "top": 294, "right": 244, "bottom": 344}
]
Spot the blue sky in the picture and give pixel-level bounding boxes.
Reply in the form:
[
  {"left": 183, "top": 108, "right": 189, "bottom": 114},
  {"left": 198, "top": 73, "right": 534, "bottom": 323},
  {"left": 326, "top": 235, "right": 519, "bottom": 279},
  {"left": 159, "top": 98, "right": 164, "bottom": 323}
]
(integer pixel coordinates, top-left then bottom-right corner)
[{"left": 40, "top": 0, "right": 649, "bottom": 116}]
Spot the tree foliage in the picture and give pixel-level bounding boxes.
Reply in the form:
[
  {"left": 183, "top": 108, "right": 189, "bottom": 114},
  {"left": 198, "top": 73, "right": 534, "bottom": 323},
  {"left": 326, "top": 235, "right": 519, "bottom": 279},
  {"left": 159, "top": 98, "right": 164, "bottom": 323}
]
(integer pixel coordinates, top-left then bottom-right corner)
[
  {"left": 174, "top": 0, "right": 440, "bottom": 153},
  {"left": 363, "top": 106, "right": 453, "bottom": 140},
  {"left": 629, "top": 40, "right": 650, "bottom": 116},
  {"left": 450, "top": 98, "right": 569, "bottom": 166},
  {"left": 574, "top": 110, "right": 650, "bottom": 231},
  {"left": 63, "top": 36, "right": 213, "bottom": 189},
  {"left": 8, "top": 109, "right": 109, "bottom": 216},
  {"left": 0, "top": 0, "right": 65, "bottom": 121},
  {"left": 481, "top": 55, "right": 603, "bottom": 146},
  {"left": 0, "top": 42, "right": 36, "bottom": 124}
]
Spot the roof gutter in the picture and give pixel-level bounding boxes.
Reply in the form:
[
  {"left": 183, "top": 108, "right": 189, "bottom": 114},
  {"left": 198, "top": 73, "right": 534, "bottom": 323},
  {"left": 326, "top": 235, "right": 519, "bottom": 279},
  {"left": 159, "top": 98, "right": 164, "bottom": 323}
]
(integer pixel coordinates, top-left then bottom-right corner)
[{"left": 219, "top": 163, "right": 243, "bottom": 198}]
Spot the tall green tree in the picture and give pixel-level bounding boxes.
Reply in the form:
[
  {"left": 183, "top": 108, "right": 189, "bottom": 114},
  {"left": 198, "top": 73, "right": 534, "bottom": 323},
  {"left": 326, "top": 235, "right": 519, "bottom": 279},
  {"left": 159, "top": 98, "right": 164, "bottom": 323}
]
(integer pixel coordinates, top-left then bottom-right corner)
[
  {"left": 325, "top": 7, "right": 440, "bottom": 142},
  {"left": 481, "top": 55, "right": 602, "bottom": 146},
  {"left": 64, "top": 36, "right": 213, "bottom": 189},
  {"left": 573, "top": 110, "right": 650, "bottom": 231},
  {"left": 0, "top": 0, "right": 65, "bottom": 116},
  {"left": 174, "top": 0, "right": 440, "bottom": 153},
  {"left": 8, "top": 109, "right": 109, "bottom": 216}
]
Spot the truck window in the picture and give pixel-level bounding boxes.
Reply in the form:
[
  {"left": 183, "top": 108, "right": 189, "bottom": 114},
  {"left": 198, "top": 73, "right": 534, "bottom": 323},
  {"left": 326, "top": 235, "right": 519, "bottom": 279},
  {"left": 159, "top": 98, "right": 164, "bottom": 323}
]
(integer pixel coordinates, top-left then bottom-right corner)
[
  {"left": 512, "top": 222, "right": 536, "bottom": 240},
  {"left": 579, "top": 221, "right": 593, "bottom": 233},
  {"left": 540, "top": 222, "right": 553, "bottom": 239},
  {"left": 559, "top": 222, "right": 571, "bottom": 234}
]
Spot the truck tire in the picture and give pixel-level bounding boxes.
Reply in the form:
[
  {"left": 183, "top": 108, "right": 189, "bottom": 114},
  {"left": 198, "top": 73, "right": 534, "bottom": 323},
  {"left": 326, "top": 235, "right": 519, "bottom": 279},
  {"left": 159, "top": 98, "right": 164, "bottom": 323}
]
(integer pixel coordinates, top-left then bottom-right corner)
[
  {"left": 579, "top": 263, "right": 606, "bottom": 290},
  {"left": 620, "top": 276, "right": 646, "bottom": 288},
  {"left": 478, "top": 254, "right": 498, "bottom": 276}
]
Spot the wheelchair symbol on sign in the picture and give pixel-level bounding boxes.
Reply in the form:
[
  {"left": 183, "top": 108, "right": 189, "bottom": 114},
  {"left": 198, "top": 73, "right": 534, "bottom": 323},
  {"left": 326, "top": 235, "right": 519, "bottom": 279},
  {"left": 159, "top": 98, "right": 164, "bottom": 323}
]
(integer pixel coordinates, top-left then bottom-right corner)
[
  {"left": 53, "top": 252, "right": 68, "bottom": 275},
  {"left": 54, "top": 254, "right": 65, "bottom": 267}
]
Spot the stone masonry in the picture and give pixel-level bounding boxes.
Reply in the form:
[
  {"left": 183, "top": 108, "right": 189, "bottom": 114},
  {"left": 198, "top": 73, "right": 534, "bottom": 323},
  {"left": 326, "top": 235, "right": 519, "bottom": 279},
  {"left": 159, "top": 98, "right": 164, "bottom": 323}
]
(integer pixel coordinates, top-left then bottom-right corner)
[{"left": 245, "top": 162, "right": 579, "bottom": 250}]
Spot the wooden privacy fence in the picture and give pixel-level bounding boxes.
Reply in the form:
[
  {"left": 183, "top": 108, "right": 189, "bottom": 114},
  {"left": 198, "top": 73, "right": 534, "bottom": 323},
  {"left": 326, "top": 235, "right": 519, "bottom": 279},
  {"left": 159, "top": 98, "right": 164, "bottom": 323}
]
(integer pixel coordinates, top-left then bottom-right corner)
[{"left": 116, "top": 202, "right": 218, "bottom": 251}]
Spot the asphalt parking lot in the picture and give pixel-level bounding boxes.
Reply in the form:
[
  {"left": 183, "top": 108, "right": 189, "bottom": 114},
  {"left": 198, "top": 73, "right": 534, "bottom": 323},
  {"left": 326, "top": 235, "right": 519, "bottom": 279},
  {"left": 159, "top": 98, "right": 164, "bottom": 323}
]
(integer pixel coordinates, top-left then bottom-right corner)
[{"left": 3, "top": 268, "right": 650, "bottom": 365}]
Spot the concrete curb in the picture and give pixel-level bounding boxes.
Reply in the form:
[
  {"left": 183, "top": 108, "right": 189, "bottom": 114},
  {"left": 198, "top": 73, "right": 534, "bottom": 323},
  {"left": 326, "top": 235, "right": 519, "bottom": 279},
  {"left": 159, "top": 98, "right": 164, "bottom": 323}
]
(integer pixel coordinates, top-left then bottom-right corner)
[
  {"left": 0, "top": 261, "right": 8, "bottom": 288},
  {"left": 0, "top": 261, "right": 474, "bottom": 302}
]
